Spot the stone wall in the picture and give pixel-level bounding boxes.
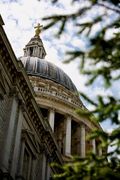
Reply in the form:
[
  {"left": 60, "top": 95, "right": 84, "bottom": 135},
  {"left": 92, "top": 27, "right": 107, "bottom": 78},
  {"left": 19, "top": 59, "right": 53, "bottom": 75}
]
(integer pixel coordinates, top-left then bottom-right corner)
[{"left": 0, "top": 95, "right": 13, "bottom": 168}]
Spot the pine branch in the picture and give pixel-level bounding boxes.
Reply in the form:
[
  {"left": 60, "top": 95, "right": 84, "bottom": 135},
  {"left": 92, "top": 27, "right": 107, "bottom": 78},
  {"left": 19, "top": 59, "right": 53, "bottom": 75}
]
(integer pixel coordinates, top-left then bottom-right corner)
[{"left": 97, "top": 2, "right": 120, "bottom": 14}]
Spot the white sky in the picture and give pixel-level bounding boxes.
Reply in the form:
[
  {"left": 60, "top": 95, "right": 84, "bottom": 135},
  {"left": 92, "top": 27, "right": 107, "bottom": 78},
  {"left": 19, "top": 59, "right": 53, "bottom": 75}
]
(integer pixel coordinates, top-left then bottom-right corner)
[{"left": 0, "top": 0, "right": 119, "bottom": 131}]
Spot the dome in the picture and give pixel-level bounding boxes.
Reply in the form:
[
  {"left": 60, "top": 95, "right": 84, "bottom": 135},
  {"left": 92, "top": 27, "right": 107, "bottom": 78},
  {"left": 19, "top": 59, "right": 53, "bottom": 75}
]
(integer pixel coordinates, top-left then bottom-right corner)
[{"left": 20, "top": 56, "right": 77, "bottom": 92}]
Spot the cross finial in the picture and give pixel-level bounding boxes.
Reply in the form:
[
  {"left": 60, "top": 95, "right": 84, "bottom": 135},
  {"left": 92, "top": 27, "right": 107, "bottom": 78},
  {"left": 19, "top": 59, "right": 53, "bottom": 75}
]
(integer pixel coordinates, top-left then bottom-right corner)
[{"left": 34, "top": 23, "right": 43, "bottom": 36}]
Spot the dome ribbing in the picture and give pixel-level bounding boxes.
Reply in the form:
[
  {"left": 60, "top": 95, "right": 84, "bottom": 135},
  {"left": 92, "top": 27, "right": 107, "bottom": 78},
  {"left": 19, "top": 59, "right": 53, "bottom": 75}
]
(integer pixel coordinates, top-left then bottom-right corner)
[{"left": 19, "top": 56, "right": 77, "bottom": 92}]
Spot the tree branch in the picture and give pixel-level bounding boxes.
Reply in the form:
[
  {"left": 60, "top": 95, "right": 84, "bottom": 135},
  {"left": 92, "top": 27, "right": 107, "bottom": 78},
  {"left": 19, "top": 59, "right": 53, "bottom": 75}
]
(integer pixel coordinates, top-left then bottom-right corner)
[{"left": 97, "top": 2, "right": 120, "bottom": 14}]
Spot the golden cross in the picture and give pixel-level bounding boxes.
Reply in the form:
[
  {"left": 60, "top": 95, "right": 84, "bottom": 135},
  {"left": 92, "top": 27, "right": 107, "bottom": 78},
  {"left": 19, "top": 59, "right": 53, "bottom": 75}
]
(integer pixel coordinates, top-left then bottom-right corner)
[{"left": 34, "top": 23, "right": 43, "bottom": 36}]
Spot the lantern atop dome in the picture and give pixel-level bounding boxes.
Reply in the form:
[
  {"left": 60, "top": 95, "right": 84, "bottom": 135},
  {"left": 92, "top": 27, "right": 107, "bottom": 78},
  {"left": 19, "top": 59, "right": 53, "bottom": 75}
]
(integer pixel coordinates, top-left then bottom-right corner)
[{"left": 23, "top": 23, "right": 46, "bottom": 59}]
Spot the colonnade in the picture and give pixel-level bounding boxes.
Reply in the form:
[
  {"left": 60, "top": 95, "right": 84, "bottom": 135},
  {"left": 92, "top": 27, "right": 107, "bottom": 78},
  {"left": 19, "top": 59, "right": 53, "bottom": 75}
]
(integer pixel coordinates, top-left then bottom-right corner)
[
  {"left": 24, "top": 46, "right": 44, "bottom": 58},
  {"left": 48, "top": 108, "right": 102, "bottom": 157}
]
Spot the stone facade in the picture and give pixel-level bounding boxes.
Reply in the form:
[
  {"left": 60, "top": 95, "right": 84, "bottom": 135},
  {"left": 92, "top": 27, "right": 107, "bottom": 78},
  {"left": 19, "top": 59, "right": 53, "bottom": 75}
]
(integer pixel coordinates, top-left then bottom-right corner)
[{"left": 0, "top": 15, "right": 103, "bottom": 180}]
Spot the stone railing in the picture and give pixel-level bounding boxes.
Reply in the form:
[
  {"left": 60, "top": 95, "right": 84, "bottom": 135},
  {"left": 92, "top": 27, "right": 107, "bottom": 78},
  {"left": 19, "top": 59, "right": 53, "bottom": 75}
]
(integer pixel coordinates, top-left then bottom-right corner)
[{"left": 34, "top": 86, "right": 82, "bottom": 108}]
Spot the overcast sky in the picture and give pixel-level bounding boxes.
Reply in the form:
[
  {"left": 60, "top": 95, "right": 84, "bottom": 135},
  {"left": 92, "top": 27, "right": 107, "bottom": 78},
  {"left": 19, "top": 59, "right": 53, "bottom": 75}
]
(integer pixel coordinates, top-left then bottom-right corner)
[{"left": 0, "top": 0, "right": 119, "bottom": 131}]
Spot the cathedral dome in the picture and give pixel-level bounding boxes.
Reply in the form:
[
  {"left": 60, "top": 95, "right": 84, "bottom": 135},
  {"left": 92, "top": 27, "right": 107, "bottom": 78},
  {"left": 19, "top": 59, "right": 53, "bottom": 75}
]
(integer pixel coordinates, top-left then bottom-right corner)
[
  {"left": 19, "top": 25, "right": 78, "bottom": 93},
  {"left": 19, "top": 56, "right": 77, "bottom": 92}
]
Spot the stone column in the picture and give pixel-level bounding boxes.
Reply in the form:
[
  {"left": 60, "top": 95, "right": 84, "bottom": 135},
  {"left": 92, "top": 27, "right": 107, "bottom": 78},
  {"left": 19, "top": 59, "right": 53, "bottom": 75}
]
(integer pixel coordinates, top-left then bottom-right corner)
[
  {"left": 80, "top": 124, "right": 86, "bottom": 157},
  {"left": 36, "top": 47, "right": 39, "bottom": 57},
  {"left": 38, "top": 47, "right": 39, "bottom": 57},
  {"left": 37, "top": 47, "right": 39, "bottom": 57},
  {"left": 31, "top": 159, "right": 37, "bottom": 180},
  {"left": 33, "top": 47, "right": 35, "bottom": 56},
  {"left": 65, "top": 116, "right": 71, "bottom": 156},
  {"left": 35, "top": 47, "right": 37, "bottom": 57},
  {"left": 2, "top": 96, "right": 18, "bottom": 171},
  {"left": 11, "top": 108, "right": 23, "bottom": 178},
  {"left": 48, "top": 109, "right": 55, "bottom": 131},
  {"left": 40, "top": 48, "right": 43, "bottom": 58},
  {"left": 28, "top": 48, "right": 30, "bottom": 56},
  {"left": 28, "top": 154, "right": 32, "bottom": 180},
  {"left": 92, "top": 139, "right": 96, "bottom": 154},
  {"left": 18, "top": 139, "right": 25, "bottom": 176},
  {"left": 46, "top": 163, "right": 51, "bottom": 180},
  {"left": 41, "top": 154, "right": 47, "bottom": 180}
]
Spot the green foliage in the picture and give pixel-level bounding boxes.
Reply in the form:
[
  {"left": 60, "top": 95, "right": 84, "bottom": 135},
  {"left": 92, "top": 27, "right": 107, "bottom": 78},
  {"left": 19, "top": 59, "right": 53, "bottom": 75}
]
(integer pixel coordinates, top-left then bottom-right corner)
[
  {"left": 51, "top": 155, "right": 120, "bottom": 180},
  {"left": 41, "top": 0, "right": 120, "bottom": 179}
]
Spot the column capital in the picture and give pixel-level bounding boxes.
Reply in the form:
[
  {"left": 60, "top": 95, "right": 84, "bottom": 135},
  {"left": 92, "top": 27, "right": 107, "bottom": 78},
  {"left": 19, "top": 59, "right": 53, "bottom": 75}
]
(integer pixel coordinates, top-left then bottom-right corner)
[
  {"left": 48, "top": 107, "right": 55, "bottom": 112},
  {"left": 80, "top": 123, "right": 86, "bottom": 129},
  {"left": 65, "top": 114, "right": 72, "bottom": 119}
]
